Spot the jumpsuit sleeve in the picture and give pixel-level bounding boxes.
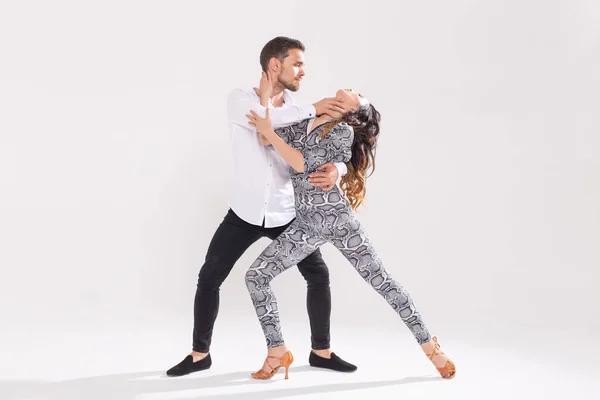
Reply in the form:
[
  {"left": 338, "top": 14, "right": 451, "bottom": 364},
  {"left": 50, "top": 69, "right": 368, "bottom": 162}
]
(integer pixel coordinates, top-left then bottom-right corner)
[{"left": 330, "top": 124, "right": 354, "bottom": 163}]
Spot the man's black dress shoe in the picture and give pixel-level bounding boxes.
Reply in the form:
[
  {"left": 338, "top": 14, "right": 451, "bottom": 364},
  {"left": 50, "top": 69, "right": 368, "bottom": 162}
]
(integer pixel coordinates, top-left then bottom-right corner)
[
  {"left": 309, "top": 352, "right": 357, "bottom": 372},
  {"left": 166, "top": 354, "right": 212, "bottom": 377}
]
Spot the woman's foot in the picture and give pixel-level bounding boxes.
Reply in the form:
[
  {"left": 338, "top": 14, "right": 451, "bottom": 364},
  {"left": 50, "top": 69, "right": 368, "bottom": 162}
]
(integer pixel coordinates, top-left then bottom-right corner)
[
  {"left": 251, "top": 346, "right": 294, "bottom": 380},
  {"left": 421, "top": 336, "right": 456, "bottom": 379}
]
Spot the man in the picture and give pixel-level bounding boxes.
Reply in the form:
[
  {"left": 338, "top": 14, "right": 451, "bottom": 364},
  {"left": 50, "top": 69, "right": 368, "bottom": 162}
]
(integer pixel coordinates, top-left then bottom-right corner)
[{"left": 166, "top": 36, "right": 356, "bottom": 377}]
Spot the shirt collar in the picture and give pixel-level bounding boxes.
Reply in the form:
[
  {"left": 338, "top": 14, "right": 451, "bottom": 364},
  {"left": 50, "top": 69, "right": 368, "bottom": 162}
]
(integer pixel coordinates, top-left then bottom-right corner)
[{"left": 250, "top": 87, "right": 295, "bottom": 106}]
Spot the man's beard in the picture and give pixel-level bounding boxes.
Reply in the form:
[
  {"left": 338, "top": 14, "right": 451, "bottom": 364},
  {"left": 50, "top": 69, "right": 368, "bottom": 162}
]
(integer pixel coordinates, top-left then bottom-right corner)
[{"left": 279, "top": 76, "right": 300, "bottom": 92}]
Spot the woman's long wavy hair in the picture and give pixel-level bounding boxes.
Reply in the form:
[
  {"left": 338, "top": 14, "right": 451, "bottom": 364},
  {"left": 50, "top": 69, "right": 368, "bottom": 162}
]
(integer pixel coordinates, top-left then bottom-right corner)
[{"left": 320, "top": 103, "right": 381, "bottom": 210}]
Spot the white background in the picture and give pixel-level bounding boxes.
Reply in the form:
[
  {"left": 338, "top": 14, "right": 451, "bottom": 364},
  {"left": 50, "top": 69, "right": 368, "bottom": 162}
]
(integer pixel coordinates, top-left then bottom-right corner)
[{"left": 1, "top": 1, "right": 599, "bottom": 399}]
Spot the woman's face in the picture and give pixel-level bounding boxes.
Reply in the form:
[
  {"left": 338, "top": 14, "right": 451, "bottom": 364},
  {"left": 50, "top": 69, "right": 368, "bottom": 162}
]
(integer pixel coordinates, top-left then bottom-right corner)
[{"left": 336, "top": 88, "right": 362, "bottom": 112}]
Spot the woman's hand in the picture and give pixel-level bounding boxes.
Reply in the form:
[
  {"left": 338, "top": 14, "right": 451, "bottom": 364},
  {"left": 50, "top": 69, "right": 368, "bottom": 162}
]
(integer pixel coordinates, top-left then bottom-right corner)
[
  {"left": 247, "top": 108, "right": 304, "bottom": 173},
  {"left": 246, "top": 108, "right": 273, "bottom": 137},
  {"left": 258, "top": 71, "right": 275, "bottom": 103}
]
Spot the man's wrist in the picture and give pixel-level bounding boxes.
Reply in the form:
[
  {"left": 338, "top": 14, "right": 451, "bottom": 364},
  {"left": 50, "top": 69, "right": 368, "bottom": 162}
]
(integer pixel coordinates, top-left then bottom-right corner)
[{"left": 311, "top": 103, "right": 321, "bottom": 116}]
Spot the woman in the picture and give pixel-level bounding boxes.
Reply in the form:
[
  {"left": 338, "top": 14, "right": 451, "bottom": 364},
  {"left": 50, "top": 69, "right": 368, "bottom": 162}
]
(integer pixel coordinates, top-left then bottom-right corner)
[{"left": 245, "top": 84, "right": 456, "bottom": 381}]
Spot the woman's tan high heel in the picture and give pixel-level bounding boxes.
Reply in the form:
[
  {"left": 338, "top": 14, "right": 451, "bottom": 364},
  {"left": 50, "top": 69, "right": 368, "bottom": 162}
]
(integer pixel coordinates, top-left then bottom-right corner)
[
  {"left": 426, "top": 337, "right": 456, "bottom": 379},
  {"left": 251, "top": 350, "right": 294, "bottom": 380}
]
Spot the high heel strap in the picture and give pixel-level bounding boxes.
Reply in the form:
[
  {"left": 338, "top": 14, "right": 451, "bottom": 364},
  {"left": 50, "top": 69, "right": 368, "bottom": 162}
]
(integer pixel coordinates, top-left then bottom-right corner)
[
  {"left": 426, "top": 336, "right": 444, "bottom": 360},
  {"left": 425, "top": 337, "right": 456, "bottom": 379},
  {"left": 264, "top": 356, "right": 278, "bottom": 372},
  {"left": 251, "top": 350, "right": 294, "bottom": 380}
]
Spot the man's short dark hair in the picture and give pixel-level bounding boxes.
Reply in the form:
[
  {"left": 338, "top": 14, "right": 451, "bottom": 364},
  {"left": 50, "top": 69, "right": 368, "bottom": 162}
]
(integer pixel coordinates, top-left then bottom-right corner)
[{"left": 260, "top": 36, "right": 305, "bottom": 72}]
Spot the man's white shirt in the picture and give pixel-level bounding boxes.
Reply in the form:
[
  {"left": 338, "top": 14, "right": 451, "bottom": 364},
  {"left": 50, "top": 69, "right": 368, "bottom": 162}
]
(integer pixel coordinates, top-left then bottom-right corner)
[{"left": 226, "top": 88, "right": 347, "bottom": 227}]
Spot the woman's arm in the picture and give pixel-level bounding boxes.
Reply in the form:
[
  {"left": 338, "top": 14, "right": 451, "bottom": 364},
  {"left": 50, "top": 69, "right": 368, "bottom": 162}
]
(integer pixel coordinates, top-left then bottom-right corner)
[
  {"left": 258, "top": 133, "right": 272, "bottom": 146},
  {"left": 335, "top": 124, "right": 354, "bottom": 163},
  {"left": 248, "top": 109, "right": 305, "bottom": 172},
  {"left": 257, "top": 74, "right": 274, "bottom": 146}
]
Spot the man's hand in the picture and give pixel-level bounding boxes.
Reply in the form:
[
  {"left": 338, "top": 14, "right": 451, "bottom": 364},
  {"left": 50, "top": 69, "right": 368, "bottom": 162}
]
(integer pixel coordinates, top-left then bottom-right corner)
[
  {"left": 308, "top": 162, "right": 339, "bottom": 191},
  {"left": 313, "top": 97, "right": 345, "bottom": 117}
]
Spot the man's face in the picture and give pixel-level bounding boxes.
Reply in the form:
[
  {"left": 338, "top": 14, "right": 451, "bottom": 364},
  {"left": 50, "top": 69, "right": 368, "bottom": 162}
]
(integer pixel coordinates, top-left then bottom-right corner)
[{"left": 277, "top": 49, "right": 305, "bottom": 92}]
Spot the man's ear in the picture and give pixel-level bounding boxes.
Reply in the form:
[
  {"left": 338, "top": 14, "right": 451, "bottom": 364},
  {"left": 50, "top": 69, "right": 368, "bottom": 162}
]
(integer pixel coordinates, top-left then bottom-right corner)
[{"left": 269, "top": 57, "right": 281, "bottom": 73}]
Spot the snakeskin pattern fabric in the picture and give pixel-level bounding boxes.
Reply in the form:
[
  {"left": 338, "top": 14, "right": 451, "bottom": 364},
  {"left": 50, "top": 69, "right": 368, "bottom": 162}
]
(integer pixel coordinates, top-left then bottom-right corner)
[{"left": 245, "top": 119, "right": 431, "bottom": 347}]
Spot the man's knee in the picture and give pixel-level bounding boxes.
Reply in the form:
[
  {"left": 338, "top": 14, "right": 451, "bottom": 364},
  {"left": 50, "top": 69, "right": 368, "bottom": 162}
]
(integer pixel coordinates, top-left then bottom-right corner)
[
  {"left": 197, "top": 259, "right": 231, "bottom": 291},
  {"left": 299, "top": 263, "right": 330, "bottom": 289},
  {"left": 306, "top": 274, "right": 330, "bottom": 290}
]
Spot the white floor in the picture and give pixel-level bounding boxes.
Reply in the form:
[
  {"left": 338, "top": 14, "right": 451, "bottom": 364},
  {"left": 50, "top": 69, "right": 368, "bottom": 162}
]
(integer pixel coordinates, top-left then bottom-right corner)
[{"left": 1, "top": 314, "right": 598, "bottom": 400}]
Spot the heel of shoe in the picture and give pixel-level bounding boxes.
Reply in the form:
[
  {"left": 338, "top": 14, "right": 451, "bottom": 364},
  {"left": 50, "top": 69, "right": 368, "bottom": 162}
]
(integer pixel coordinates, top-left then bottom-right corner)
[
  {"left": 283, "top": 351, "right": 293, "bottom": 379},
  {"left": 251, "top": 350, "right": 294, "bottom": 380},
  {"left": 426, "top": 337, "right": 456, "bottom": 379}
]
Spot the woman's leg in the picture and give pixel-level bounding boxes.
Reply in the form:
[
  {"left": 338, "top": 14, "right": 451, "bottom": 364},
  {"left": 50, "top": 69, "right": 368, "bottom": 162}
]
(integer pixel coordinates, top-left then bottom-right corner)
[
  {"left": 330, "top": 219, "right": 455, "bottom": 378},
  {"left": 330, "top": 220, "right": 431, "bottom": 344},
  {"left": 245, "top": 222, "right": 326, "bottom": 377},
  {"left": 246, "top": 222, "right": 326, "bottom": 347},
  {"left": 264, "top": 223, "right": 332, "bottom": 353}
]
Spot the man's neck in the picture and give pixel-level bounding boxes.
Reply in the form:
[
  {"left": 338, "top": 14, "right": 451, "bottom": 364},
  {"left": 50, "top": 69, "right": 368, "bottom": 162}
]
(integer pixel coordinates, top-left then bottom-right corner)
[
  {"left": 253, "top": 83, "right": 286, "bottom": 107},
  {"left": 270, "top": 84, "right": 285, "bottom": 107}
]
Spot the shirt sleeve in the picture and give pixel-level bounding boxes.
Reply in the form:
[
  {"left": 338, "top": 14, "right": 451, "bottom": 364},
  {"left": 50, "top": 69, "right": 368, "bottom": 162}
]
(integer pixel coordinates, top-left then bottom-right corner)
[
  {"left": 334, "top": 162, "right": 347, "bottom": 177},
  {"left": 227, "top": 89, "right": 316, "bottom": 129}
]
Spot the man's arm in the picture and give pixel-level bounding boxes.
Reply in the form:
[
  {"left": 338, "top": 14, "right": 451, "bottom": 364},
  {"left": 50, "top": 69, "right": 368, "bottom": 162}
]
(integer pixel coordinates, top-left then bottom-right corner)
[
  {"left": 334, "top": 162, "right": 347, "bottom": 177},
  {"left": 307, "top": 162, "right": 346, "bottom": 192},
  {"left": 227, "top": 89, "right": 315, "bottom": 129}
]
